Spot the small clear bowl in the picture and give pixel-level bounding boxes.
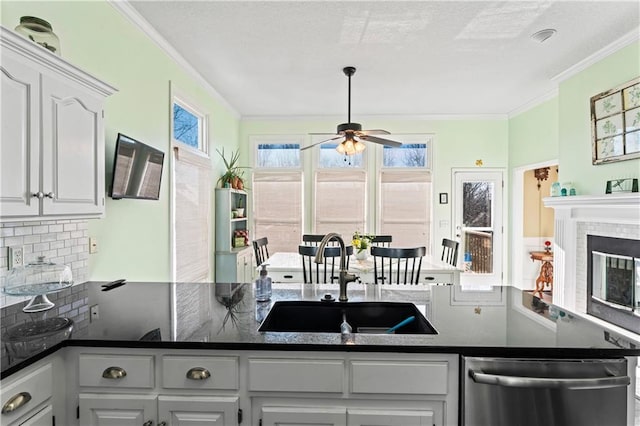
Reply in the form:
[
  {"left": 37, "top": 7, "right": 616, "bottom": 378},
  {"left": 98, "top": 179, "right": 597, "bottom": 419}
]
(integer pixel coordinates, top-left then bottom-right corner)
[{"left": 4, "top": 317, "right": 73, "bottom": 363}]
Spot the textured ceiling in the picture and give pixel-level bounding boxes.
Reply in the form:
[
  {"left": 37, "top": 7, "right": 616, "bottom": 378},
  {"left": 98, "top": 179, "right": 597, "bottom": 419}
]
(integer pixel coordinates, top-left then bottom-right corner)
[{"left": 128, "top": 1, "right": 640, "bottom": 118}]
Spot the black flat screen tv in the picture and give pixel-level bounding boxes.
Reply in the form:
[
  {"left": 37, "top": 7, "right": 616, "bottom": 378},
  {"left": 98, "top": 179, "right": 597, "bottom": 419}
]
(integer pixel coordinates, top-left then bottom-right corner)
[{"left": 109, "top": 133, "right": 165, "bottom": 200}]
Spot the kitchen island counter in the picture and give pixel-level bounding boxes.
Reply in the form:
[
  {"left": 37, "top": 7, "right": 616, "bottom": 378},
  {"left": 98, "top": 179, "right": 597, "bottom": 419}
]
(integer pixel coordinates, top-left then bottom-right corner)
[{"left": 2, "top": 281, "right": 639, "bottom": 378}]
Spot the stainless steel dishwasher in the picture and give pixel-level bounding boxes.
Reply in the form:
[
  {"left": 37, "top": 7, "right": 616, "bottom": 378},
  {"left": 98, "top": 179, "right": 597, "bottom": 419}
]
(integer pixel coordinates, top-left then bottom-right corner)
[{"left": 462, "top": 357, "right": 630, "bottom": 426}]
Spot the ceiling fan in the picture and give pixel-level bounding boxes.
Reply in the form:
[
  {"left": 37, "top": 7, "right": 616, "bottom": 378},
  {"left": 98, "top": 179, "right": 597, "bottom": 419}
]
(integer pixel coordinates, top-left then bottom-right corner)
[{"left": 301, "top": 66, "right": 402, "bottom": 156}]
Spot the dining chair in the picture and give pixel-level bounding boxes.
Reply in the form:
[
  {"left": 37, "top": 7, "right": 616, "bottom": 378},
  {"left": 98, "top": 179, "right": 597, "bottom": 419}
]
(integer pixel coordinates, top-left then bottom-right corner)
[
  {"left": 302, "top": 234, "right": 339, "bottom": 246},
  {"left": 253, "top": 237, "right": 270, "bottom": 267},
  {"left": 371, "top": 235, "right": 392, "bottom": 247},
  {"left": 298, "top": 244, "right": 353, "bottom": 284},
  {"left": 441, "top": 238, "right": 459, "bottom": 266},
  {"left": 371, "top": 246, "right": 426, "bottom": 285}
]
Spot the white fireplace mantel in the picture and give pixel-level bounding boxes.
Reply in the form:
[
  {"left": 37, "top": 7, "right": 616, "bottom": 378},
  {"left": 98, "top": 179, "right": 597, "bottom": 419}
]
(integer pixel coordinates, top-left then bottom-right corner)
[
  {"left": 544, "top": 193, "right": 640, "bottom": 224},
  {"left": 544, "top": 192, "right": 640, "bottom": 312}
]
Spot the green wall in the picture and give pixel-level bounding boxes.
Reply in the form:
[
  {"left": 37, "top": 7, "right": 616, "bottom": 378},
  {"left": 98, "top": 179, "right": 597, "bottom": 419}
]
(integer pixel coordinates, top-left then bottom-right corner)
[
  {"left": 509, "top": 97, "right": 559, "bottom": 169},
  {"left": 1, "top": 2, "right": 240, "bottom": 281},
  {"left": 558, "top": 41, "right": 640, "bottom": 195}
]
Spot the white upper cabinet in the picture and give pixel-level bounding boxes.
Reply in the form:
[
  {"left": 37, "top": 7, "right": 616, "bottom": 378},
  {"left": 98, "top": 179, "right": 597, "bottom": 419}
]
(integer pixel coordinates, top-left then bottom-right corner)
[{"left": 0, "top": 26, "right": 117, "bottom": 221}]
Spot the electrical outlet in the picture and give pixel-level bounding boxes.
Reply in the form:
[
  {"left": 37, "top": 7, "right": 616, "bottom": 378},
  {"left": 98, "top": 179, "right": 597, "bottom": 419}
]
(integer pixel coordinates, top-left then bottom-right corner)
[
  {"left": 90, "top": 304, "right": 99, "bottom": 322},
  {"left": 8, "top": 246, "right": 24, "bottom": 270},
  {"left": 89, "top": 237, "right": 98, "bottom": 254}
]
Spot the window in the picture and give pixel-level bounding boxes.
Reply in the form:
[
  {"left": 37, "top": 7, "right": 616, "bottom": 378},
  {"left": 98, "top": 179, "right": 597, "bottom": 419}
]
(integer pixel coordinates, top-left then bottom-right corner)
[
  {"left": 314, "top": 169, "right": 367, "bottom": 238},
  {"left": 172, "top": 96, "right": 207, "bottom": 154},
  {"left": 378, "top": 137, "right": 432, "bottom": 251},
  {"left": 170, "top": 83, "right": 210, "bottom": 282},
  {"left": 319, "top": 144, "right": 363, "bottom": 167},
  {"left": 252, "top": 137, "right": 304, "bottom": 253}
]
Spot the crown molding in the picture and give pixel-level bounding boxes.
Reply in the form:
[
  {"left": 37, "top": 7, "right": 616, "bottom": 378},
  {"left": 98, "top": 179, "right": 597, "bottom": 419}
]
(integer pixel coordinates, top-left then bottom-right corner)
[
  {"left": 108, "top": 0, "right": 240, "bottom": 119},
  {"left": 508, "top": 88, "right": 558, "bottom": 118},
  {"left": 551, "top": 26, "right": 640, "bottom": 84},
  {"left": 241, "top": 113, "right": 508, "bottom": 122}
]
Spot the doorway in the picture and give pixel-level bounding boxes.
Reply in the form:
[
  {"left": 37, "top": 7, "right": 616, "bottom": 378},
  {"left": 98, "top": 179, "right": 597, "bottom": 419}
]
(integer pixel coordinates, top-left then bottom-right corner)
[
  {"left": 511, "top": 160, "right": 558, "bottom": 292},
  {"left": 452, "top": 169, "right": 504, "bottom": 288}
]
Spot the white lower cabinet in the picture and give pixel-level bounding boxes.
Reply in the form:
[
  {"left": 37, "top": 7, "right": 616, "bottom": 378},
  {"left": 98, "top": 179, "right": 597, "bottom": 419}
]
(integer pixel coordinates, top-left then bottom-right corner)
[
  {"left": 249, "top": 352, "right": 457, "bottom": 426},
  {"left": 74, "top": 350, "right": 241, "bottom": 426},
  {"left": 65, "top": 348, "right": 457, "bottom": 426},
  {"left": 0, "top": 359, "right": 57, "bottom": 426},
  {"left": 78, "top": 393, "right": 239, "bottom": 426},
  {"left": 258, "top": 405, "right": 437, "bottom": 426}
]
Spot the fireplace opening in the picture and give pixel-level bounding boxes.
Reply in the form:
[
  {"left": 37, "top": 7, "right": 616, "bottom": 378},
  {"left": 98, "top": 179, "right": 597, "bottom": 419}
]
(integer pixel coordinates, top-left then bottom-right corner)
[{"left": 587, "top": 235, "right": 640, "bottom": 334}]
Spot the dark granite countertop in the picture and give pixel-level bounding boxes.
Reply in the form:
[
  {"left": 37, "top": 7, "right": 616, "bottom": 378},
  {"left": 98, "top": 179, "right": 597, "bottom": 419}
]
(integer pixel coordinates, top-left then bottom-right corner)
[{"left": 2, "top": 281, "right": 639, "bottom": 379}]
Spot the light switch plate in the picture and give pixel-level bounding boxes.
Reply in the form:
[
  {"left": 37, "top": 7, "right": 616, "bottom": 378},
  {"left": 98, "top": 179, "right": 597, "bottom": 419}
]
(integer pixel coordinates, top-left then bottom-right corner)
[{"left": 89, "top": 237, "right": 98, "bottom": 254}]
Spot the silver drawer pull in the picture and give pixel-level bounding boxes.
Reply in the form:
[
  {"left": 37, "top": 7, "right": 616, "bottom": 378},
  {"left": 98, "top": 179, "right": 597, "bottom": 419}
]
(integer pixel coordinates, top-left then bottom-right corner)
[
  {"left": 186, "top": 367, "right": 211, "bottom": 380},
  {"left": 143, "top": 421, "right": 153, "bottom": 426},
  {"left": 102, "top": 366, "right": 127, "bottom": 379},
  {"left": 158, "top": 422, "right": 167, "bottom": 426},
  {"left": 32, "top": 191, "right": 44, "bottom": 199},
  {"left": 44, "top": 192, "right": 55, "bottom": 199},
  {"left": 2, "top": 392, "right": 32, "bottom": 414}
]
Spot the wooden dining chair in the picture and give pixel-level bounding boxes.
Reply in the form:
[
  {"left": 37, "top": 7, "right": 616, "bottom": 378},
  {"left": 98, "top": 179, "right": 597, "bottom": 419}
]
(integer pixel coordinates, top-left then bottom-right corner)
[
  {"left": 302, "top": 234, "right": 340, "bottom": 246},
  {"left": 253, "top": 237, "right": 270, "bottom": 267},
  {"left": 298, "top": 244, "right": 353, "bottom": 284},
  {"left": 371, "top": 235, "right": 392, "bottom": 247},
  {"left": 371, "top": 246, "right": 426, "bottom": 285},
  {"left": 441, "top": 238, "right": 459, "bottom": 266}
]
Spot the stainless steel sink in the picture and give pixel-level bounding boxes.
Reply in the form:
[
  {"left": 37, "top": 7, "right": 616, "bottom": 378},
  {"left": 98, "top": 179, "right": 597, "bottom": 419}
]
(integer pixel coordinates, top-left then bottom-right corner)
[{"left": 258, "top": 300, "right": 437, "bottom": 334}]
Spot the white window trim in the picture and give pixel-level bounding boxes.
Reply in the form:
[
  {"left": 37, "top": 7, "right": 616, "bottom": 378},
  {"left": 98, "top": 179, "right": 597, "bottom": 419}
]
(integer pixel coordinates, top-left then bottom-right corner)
[{"left": 171, "top": 83, "right": 209, "bottom": 155}]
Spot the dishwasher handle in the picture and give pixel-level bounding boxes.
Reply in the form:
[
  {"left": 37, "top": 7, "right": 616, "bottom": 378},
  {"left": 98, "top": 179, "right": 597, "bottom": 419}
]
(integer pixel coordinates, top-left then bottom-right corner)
[{"left": 469, "top": 370, "right": 630, "bottom": 390}]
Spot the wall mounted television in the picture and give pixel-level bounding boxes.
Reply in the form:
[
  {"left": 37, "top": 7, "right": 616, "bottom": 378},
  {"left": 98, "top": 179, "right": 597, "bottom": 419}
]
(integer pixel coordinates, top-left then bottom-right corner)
[{"left": 109, "top": 133, "right": 165, "bottom": 200}]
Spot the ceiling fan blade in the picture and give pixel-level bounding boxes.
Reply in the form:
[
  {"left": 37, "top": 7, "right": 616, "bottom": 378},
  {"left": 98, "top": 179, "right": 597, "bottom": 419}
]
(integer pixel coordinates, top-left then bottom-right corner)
[
  {"left": 360, "top": 129, "right": 391, "bottom": 135},
  {"left": 361, "top": 135, "right": 402, "bottom": 147},
  {"left": 300, "top": 135, "right": 343, "bottom": 151}
]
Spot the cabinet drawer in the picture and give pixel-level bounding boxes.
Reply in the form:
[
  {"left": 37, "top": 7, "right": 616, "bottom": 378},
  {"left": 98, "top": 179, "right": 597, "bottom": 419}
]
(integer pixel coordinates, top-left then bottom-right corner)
[
  {"left": 269, "top": 271, "right": 304, "bottom": 283},
  {"left": 249, "top": 358, "right": 344, "bottom": 393},
  {"left": 350, "top": 360, "right": 449, "bottom": 395},
  {"left": 162, "top": 356, "right": 239, "bottom": 390},
  {"left": 420, "top": 272, "right": 455, "bottom": 284},
  {"left": 1, "top": 363, "right": 52, "bottom": 425},
  {"left": 78, "top": 354, "right": 154, "bottom": 388}
]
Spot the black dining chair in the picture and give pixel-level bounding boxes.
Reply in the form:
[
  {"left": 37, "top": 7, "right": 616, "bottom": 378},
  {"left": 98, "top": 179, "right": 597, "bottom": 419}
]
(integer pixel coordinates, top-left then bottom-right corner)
[
  {"left": 299, "top": 244, "right": 353, "bottom": 284},
  {"left": 371, "top": 246, "right": 426, "bottom": 285},
  {"left": 253, "top": 237, "right": 270, "bottom": 267},
  {"left": 302, "top": 234, "right": 341, "bottom": 246},
  {"left": 441, "top": 238, "right": 459, "bottom": 266},
  {"left": 371, "top": 235, "right": 392, "bottom": 247}
]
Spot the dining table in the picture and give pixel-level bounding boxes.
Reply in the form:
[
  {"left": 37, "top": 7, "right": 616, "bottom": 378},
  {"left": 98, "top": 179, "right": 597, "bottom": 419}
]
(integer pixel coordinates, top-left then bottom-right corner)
[{"left": 261, "top": 251, "right": 461, "bottom": 285}]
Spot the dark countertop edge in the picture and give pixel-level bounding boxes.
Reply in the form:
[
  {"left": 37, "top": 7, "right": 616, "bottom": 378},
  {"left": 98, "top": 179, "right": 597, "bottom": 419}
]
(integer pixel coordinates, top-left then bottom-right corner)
[{"left": 3, "top": 339, "right": 638, "bottom": 380}]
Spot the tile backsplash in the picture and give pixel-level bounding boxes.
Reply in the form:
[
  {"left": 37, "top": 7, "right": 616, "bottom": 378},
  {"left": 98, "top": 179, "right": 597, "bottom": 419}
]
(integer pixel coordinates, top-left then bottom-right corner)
[{"left": 0, "top": 220, "right": 89, "bottom": 308}]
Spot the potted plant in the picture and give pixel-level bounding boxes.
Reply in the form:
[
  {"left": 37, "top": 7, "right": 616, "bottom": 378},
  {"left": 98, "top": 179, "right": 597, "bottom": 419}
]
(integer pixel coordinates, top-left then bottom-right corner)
[{"left": 216, "top": 148, "right": 249, "bottom": 189}]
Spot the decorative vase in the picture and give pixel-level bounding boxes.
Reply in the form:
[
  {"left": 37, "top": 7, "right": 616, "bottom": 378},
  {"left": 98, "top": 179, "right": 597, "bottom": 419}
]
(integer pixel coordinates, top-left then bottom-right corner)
[
  {"left": 355, "top": 248, "right": 368, "bottom": 260},
  {"left": 15, "top": 16, "right": 61, "bottom": 56}
]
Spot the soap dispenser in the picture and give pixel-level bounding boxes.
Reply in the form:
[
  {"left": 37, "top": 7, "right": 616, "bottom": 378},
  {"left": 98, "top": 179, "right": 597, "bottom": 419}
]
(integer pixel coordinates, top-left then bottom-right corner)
[{"left": 255, "top": 264, "right": 272, "bottom": 302}]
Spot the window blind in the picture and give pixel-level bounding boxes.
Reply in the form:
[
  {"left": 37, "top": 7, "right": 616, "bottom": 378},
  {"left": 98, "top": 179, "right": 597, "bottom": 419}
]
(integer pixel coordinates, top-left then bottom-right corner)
[
  {"left": 174, "top": 146, "right": 211, "bottom": 282},
  {"left": 379, "top": 170, "right": 431, "bottom": 250},
  {"left": 315, "top": 169, "right": 366, "bottom": 238},
  {"left": 253, "top": 171, "right": 303, "bottom": 253}
]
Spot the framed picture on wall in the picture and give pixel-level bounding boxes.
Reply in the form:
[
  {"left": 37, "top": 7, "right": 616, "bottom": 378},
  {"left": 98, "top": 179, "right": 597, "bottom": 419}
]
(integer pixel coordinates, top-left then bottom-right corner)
[{"left": 591, "top": 76, "right": 640, "bottom": 164}]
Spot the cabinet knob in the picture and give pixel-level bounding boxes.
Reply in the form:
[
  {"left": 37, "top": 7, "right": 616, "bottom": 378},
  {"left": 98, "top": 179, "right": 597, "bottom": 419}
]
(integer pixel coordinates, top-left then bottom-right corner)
[
  {"left": 44, "top": 192, "right": 55, "bottom": 199},
  {"left": 186, "top": 367, "right": 211, "bottom": 380},
  {"left": 32, "top": 191, "right": 44, "bottom": 199},
  {"left": 102, "top": 366, "right": 127, "bottom": 379},
  {"left": 142, "top": 421, "right": 153, "bottom": 426},
  {"left": 158, "top": 422, "right": 167, "bottom": 426},
  {"left": 1, "top": 392, "right": 31, "bottom": 414}
]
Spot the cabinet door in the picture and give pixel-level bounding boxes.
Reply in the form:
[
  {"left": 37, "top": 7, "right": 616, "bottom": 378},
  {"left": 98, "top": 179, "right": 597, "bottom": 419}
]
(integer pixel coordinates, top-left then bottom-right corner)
[
  {"left": 41, "top": 73, "right": 105, "bottom": 216},
  {"left": 16, "top": 404, "right": 52, "bottom": 426},
  {"left": 0, "top": 51, "right": 40, "bottom": 217},
  {"left": 157, "top": 395, "right": 239, "bottom": 426},
  {"left": 347, "top": 408, "right": 435, "bottom": 426},
  {"left": 78, "top": 393, "right": 156, "bottom": 426},
  {"left": 237, "top": 249, "right": 254, "bottom": 282},
  {"left": 261, "top": 406, "right": 346, "bottom": 426}
]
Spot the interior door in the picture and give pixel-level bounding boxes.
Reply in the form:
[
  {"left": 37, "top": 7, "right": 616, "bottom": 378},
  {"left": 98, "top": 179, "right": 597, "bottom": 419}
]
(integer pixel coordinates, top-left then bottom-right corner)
[{"left": 453, "top": 169, "right": 504, "bottom": 289}]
